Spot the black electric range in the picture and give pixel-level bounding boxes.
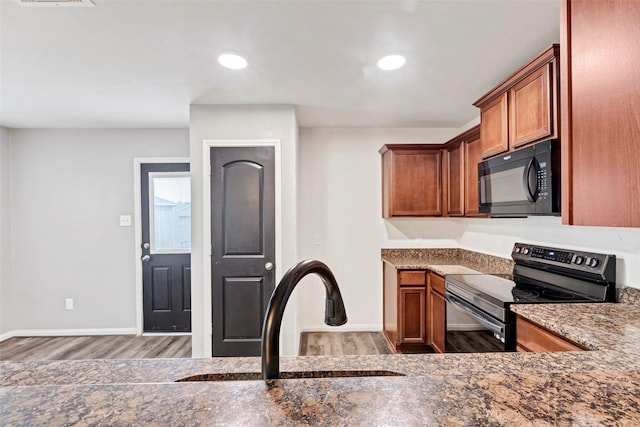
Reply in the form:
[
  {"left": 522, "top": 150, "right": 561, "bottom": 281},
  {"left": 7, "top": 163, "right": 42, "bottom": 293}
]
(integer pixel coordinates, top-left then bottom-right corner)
[{"left": 444, "top": 243, "right": 616, "bottom": 351}]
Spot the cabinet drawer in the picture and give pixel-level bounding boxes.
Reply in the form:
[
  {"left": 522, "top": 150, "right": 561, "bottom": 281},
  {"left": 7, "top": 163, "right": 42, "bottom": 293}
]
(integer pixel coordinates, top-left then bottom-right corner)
[
  {"left": 429, "top": 272, "right": 445, "bottom": 294},
  {"left": 398, "top": 271, "right": 426, "bottom": 286},
  {"left": 516, "top": 316, "right": 586, "bottom": 352}
]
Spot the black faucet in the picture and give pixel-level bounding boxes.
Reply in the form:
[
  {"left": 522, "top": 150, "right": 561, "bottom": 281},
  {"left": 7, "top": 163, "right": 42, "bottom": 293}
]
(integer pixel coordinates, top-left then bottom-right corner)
[{"left": 261, "top": 259, "right": 347, "bottom": 381}]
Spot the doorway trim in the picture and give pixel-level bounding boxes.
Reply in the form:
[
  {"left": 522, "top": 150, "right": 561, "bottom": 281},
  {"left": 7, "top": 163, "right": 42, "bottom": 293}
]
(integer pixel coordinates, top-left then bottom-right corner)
[
  {"left": 202, "top": 139, "right": 282, "bottom": 357},
  {"left": 133, "top": 157, "right": 190, "bottom": 335}
]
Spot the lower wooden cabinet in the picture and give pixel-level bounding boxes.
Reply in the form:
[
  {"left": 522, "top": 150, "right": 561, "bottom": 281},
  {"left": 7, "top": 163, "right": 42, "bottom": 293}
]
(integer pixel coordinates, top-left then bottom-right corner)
[
  {"left": 428, "top": 272, "right": 446, "bottom": 353},
  {"left": 383, "top": 263, "right": 447, "bottom": 353},
  {"left": 516, "top": 315, "right": 586, "bottom": 352},
  {"left": 399, "top": 286, "right": 427, "bottom": 345},
  {"left": 383, "top": 263, "right": 430, "bottom": 351}
]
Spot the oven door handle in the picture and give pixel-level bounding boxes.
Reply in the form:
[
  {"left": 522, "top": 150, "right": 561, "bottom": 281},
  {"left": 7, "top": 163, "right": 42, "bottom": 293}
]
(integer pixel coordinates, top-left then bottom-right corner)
[{"left": 445, "top": 292, "right": 505, "bottom": 337}]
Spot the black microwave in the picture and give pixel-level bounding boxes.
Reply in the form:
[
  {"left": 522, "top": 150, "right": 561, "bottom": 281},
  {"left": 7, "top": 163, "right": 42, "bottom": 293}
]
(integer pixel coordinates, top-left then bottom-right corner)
[{"left": 478, "top": 140, "right": 560, "bottom": 217}]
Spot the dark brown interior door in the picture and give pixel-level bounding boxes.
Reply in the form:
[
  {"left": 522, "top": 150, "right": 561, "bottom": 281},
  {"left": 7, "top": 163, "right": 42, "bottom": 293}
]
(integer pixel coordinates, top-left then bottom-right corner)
[
  {"left": 141, "top": 163, "right": 191, "bottom": 332},
  {"left": 210, "top": 146, "right": 275, "bottom": 356}
]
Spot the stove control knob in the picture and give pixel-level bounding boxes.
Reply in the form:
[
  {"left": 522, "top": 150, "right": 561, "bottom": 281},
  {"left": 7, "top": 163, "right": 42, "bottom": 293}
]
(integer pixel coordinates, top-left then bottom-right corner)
[
  {"left": 522, "top": 248, "right": 530, "bottom": 255},
  {"left": 589, "top": 258, "right": 600, "bottom": 268},
  {"left": 574, "top": 256, "right": 584, "bottom": 265},
  {"left": 515, "top": 247, "right": 521, "bottom": 254}
]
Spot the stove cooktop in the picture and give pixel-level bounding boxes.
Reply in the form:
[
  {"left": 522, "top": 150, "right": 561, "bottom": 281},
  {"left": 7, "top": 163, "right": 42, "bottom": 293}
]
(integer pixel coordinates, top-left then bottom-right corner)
[{"left": 445, "top": 273, "right": 599, "bottom": 306}]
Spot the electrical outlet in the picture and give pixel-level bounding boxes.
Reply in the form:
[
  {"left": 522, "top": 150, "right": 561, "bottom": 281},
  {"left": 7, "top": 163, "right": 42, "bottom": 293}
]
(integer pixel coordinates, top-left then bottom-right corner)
[
  {"left": 415, "top": 238, "right": 423, "bottom": 246},
  {"left": 65, "top": 298, "right": 74, "bottom": 310},
  {"left": 314, "top": 234, "right": 322, "bottom": 245},
  {"left": 119, "top": 215, "right": 132, "bottom": 227}
]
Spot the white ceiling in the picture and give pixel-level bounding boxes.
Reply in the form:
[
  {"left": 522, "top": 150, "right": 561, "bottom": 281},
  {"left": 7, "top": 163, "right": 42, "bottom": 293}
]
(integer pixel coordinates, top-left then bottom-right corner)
[{"left": 0, "top": 0, "right": 560, "bottom": 129}]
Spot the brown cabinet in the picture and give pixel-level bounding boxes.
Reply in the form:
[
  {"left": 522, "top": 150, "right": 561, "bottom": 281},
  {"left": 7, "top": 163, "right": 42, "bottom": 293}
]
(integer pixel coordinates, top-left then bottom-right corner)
[
  {"left": 382, "top": 263, "right": 430, "bottom": 351},
  {"left": 463, "top": 135, "right": 483, "bottom": 216},
  {"left": 380, "top": 145, "right": 443, "bottom": 218},
  {"left": 428, "top": 272, "right": 446, "bottom": 353},
  {"left": 560, "top": 0, "right": 640, "bottom": 227},
  {"left": 383, "top": 263, "right": 449, "bottom": 353},
  {"left": 399, "top": 286, "right": 427, "bottom": 345},
  {"left": 479, "top": 93, "right": 508, "bottom": 158},
  {"left": 509, "top": 63, "right": 552, "bottom": 148},
  {"left": 445, "top": 125, "right": 484, "bottom": 217},
  {"left": 474, "top": 45, "right": 559, "bottom": 159},
  {"left": 446, "top": 142, "right": 464, "bottom": 216},
  {"left": 516, "top": 315, "right": 586, "bottom": 352}
]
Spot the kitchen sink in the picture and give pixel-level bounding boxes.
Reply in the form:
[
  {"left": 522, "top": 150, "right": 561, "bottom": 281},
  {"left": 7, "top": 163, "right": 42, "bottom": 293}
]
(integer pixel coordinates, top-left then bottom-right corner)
[{"left": 176, "top": 370, "right": 404, "bottom": 382}]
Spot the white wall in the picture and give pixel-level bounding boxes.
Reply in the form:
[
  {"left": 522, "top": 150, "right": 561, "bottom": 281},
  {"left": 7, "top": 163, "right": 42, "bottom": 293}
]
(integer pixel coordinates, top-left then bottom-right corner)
[
  {"left": 0, "top": 127, "right": 13, "bottom": 336},
  {"left": 9, "top": 129, "right": 189, "bottom": 333},
  {"left": 189, "top": 105, "right": 298, "bottom": 357},
  {"left": 459, "top": 216, "right": 640, "bottom": 288},
  {"left": 297, "top": 127, "right": 462, "bottom": 332}
]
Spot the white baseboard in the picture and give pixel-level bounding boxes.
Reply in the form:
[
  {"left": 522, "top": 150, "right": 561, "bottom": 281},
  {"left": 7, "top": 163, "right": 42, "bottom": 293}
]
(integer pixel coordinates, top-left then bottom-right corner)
[
  {"left": 1, "top": 328, "right": 138, "bottom": 341},
  {"left": 299, "top": 324, "right": 382, "bottom": 333},
  {"left": 0, "top": 331, "right": 15, "bottom": 342},
  {"left": 142, "top": 332, "right": 191, "bottom": 336}
]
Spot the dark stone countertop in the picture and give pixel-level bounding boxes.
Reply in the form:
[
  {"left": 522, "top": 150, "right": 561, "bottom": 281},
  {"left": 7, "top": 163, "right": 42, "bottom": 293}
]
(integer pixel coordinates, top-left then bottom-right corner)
[{"left": 381, "top": 247, "right": 514, "bottom": 275}]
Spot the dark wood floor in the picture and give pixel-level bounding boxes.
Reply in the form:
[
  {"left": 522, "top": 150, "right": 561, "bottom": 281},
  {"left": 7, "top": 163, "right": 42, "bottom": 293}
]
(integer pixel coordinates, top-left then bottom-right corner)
[
  {"left": 446, "top": 331, "right": 504, "bottom": 353},
  {"left": 1, "top": 331, "right": 500, "bottom": 360},
  {"left": 299, "top": 331, "right": 394, "bottom": 356},
  {"left": 299, "top": 331, "right": 503, "bottom": 356},
  {"left": 0, "top": 335, "right": 192, "bottom": 361}
]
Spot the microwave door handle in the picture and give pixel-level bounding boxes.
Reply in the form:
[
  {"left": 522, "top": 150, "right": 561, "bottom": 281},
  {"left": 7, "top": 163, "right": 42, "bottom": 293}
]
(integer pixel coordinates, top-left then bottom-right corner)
[{"left": 523, "top": 158, "right": 538, "bottom": 202}]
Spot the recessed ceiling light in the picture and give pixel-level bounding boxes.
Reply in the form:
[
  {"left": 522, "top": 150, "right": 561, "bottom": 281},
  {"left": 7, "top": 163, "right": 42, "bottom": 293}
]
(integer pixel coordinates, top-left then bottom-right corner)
[
  {"left": 218, "top": 53, "right": 247, "bottom": 70},
  {"left": 377, "top": 55, "right": 406, "bottom": 71}
]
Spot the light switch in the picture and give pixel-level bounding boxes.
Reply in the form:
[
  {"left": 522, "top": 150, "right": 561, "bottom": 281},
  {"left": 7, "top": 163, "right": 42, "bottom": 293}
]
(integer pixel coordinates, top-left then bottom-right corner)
[
  {"left": 314, "top": 234, "right": 322, "bottom": 245},
  {"left": 120, "top": 215, "right": 132, "bottom": 227},
  {"left": 65, "top": 298, "right": 74, "bottom": 310}
]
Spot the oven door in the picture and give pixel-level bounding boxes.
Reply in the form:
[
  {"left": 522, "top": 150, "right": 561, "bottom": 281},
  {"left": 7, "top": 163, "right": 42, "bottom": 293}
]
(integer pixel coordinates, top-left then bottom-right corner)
[{"left": 445, "top": 292, "right": 506, "bottom": 339}]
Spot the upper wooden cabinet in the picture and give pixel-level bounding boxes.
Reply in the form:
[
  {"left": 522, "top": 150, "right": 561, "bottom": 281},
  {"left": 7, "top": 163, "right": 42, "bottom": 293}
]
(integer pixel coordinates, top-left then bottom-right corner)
[
  {"left": 510, "top": 63, "right": 552, "bottom": 148},
  {"left": 561, "top": 0, "right": 640, "bottom": 227},
  {"left": 446, "top": 142, "right": 464, "bottom": 216},
  {"left": 479, "top": 93, "right": 508, "bottom": 158},
  {"left": 380, "top": 145, "right": 443, "bottom": 218},
  {"left": 445, "top": 125, "right": 484, "bottom": 217},
  {"left": 474, "top": 45, "right": 559, "bottom": 159},
  {"left": 463, "top": 134, "right": 483, "bottom": 216}
]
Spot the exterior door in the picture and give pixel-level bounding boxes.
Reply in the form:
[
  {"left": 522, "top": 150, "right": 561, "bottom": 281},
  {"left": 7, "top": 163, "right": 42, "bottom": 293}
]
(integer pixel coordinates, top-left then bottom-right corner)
[
  {"left": 210, "top": 146, "right": 275, "bottom": 356},
  {"left": 141, "top": 163, "right": 191, "bottom": 332}
]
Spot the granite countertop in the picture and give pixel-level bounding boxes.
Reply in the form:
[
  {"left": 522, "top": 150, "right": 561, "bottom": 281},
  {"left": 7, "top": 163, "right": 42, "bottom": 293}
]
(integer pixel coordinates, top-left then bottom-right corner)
[
  {"left": 381, "top": 247, "right": 514, "bottom": 275},
  {"left": 3, "top": 250, "right": 640, "bottom": 425}
]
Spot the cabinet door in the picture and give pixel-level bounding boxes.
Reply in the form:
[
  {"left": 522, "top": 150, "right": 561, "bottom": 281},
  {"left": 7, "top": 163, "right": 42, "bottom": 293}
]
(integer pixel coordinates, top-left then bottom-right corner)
[
  {"left": 384, "top": 149, "right": 442, "bottom": 217},
  {"left": 399, "top": 287, "right": 427, "bottom": 345},
  {"left": 516, "top": 316, "right": 585, "bottom": 352},
  {"left": 561, "top": 0, "right": 640, "bottom": 227},
  {"left": 429, "top": 289, "right": 446, "bottom": 353},
  {"left": 447, "top": 143, "right": 464, "bottom": 216},
  {"left": 509, "top": 63, "right": 552, "bottom": 148},
  {"left": 464, "top": 136, "right": 483, "bottom": 216},
  {"left": 480, "top": 93, "right": 508, "bottom": 158}
]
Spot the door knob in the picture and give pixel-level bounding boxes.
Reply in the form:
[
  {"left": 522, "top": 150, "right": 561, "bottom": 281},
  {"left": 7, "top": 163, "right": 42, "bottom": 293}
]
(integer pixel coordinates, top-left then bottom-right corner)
[
  {"left": 141, "top": 255, "right": 151, "bottom": 262},
  {"left": 265, "top": 262, "right": 274, "bottom": 271},
  {"left": 142, "top": 242, "right": 150, "bottom": 249}
]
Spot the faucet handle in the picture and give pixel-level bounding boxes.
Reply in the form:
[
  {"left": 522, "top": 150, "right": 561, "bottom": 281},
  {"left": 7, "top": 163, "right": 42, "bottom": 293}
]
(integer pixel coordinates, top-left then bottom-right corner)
[{"left": 265, "top": 262, "right": 274, "bottom": 271}]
